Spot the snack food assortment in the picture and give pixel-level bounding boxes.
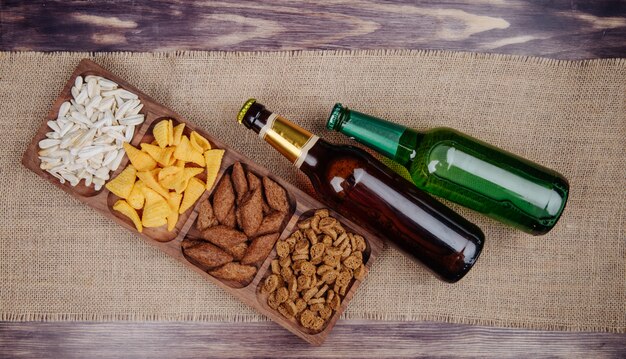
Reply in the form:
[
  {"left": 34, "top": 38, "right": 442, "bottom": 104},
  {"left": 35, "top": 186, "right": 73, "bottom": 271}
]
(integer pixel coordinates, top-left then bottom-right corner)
[
  {"left": 182, "top": 162, "right": 290, "bottom": 286},
  {"left": 261, "top": 209, "right": 367, "bottom": 331},
  {"left": 38, "top": 75, "right": 145, "bottom": 189},
  {"left": 108, "top": 119, "right": 224, "bottom": 232},
  {"left": 25, "top": 60, "right": 380, "bottom": 344}
]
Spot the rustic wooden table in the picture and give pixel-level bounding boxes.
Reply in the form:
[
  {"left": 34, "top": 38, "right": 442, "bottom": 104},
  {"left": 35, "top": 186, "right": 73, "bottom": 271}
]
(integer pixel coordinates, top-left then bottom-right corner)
[{"left": 1, "top": 1, "right": 625, "bottom": 358}]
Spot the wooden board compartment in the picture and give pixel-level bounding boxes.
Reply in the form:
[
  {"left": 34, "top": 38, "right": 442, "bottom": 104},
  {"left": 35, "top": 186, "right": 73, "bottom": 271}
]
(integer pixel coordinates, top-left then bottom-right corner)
[{"left": 22, "top": 59, "right": 384, "bottom": 345}]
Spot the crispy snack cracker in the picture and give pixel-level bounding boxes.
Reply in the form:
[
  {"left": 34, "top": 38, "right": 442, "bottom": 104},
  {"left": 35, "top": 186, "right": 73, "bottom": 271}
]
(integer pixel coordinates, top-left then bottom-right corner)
[
  {"left": 179, "top": 177, "right": 205, "bottom": 214},
  {"left": 106, "top": 165, "right": 137, "bottom": 199},
  {"left": 212, "top": 174, "right": 235, "bottom": 223},
  {"left": 136, "top": 170, "right": 169, "bottom": 199},
  {"left": 204, "top": 149, "right": 224, "bottom": 191},
  {"left": 223, "top": 242, "right": 248, "bottom": 261},
  {"left": 172, "top": 123, "right": 185, "bottom": 146},
  {"left": 196, "top": 200, "right": 217, "bottom": 231},
  {"left": 208, "top": 262, "right": 257, "bottom": 284},
  {"left": 141, "top": 187, "right": 169, "bottom": 228},
  {"left": 201, "top": 225, "right": 248, "bottom": 249},
  {"left": 123, "top": 142, "right": 157, "bottom": 172},
  {"left": 152, "top": 120, "right": 169, "bottom": 148},
  {"left": 231, "top": 162, "right": 248, "bottom": 200},
  {"left": 167, "top": 192, "right": 183, "bottom": 231},
  {"left": 113, "top": 199, "right": 143, "bottom": 233},
  {"left": 239, "top": 188, "right": 263, "bottom": 236},
  {"left": 183, "top": 242, "right": 233, "bottom": 269},
  {"left": 263, "top": 176, "right": 289, "bottom": 213},
  {"left": 241, "top": 232, "right": 279, "bottom": 266},
  {"left": 174, "top": 135, "right": 205, "bottom": 167},
  {"left": 190, "top": 131, "right": 211, "bottom": 153},
  {"left": 256, "top": 211, "right": 286, "bottom": 236},
  {"left": 127, "top": 180, "right": 146, "bottom": 209}
]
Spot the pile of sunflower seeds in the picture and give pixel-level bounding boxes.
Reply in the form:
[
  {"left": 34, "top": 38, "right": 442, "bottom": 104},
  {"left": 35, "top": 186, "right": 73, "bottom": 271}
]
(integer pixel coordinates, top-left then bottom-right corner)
[{"left": 38, "top": 75, "right": 145, "bottom": 190}]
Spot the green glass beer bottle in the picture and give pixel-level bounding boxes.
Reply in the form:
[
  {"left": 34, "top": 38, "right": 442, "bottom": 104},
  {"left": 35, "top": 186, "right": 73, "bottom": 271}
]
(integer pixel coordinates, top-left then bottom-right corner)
[{"left": 326, "top": 104, "right": 569, "bottom": 235}]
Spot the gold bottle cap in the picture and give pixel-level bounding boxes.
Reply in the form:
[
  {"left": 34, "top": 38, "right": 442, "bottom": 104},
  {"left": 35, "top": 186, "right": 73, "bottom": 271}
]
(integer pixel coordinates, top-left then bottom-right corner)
[{"left": 237, "top": 98, "right": 257, "bottom": 124}]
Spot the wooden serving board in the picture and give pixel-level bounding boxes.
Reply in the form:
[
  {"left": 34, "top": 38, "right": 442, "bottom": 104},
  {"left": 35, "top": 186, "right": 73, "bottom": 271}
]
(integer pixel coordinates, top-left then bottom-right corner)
[{"left": 21, "top": 59, "right": 384, "bottom": 345}]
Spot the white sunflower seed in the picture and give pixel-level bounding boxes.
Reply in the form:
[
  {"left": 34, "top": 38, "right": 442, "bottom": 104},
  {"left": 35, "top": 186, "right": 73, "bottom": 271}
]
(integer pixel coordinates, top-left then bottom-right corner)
[
  {"left": 114, "top": 95, "right": 124, "bottom": 108},
  {"left": 94, "top": 166, "right": 110, "bottom": 180},
  {"left": 59, "top": 102, "right": 71, "bottom": 117},
  {"left": 47, "top": 120, "right": 61, "bottom": 133},
  {"left": 115, "top": 100, "right": 135, "bottom": 119},
  {"left": 84, "top": 173, "right": 94, "bottom": 187},
  {"left": 86, "top": 95, "right": 102, "bottom": 109},
  {"left": 39, "top": 138, "right": 61, "bottom": 149},
  {"left": 124, "top": 125, "right": 135, "bottom": 142},
  {"left": 108, "top": 149, "right": 125, "bottom": 171},
  {"left": 76, "top": 87, "right": 88, "bottom": 105},
  {"left": 117, "top": 89, "right": 138, "bottom": 100},
  {"left": 70, "top": 111, "right": 90, "bottom": 126},
  {"left": 74, "top": 76, "right": 83, "bottom": 91},
  {"left": 97, "top": 97, "right": 114, "bottom": 112},
  {"left": 126, "top": 103, "right": 144, "bottom": 116},
  {"left": 93, "top": 177, "right": 105, "bottom": 191},
  {"left": 77, "top": 146, "right": 102, "bottom": 158},
  {"left": 46, "top": 131, "right": 61, "bottom": 139},
  {"left": 85, "top": 106, "right": 94, "bottom": 120},
  {"left": 48, "top": 171, "right": 66, "bottom": 184},
  {"left": 60, "top": 172, "right": 79, "bottom": 186},
  {"left": 118, "top": 114, "right": 144, "bottom": 126},
  {"left": 85, "top": 75, "right": 102, "bottom": 82},
  {"left": 98, "top": 79, "right": 118, "bottom": 90},
  {"left": 38, "top": 145, "right": 60, "bottom": 157},
  {"left": 102, "top": 150, "right": 118, "bottom": 167}
]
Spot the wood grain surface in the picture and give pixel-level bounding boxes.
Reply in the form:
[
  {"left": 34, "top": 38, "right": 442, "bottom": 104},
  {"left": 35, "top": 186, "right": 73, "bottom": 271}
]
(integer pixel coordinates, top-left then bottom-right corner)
[
  {"left": 1, "top": 321, "right": 625, "bottom": 358},
  {"left": 3, "top": 1, "right": 625, "bottom": 356},
  {"left": 1, "top": 0, "right": 625, "bottom": 59}
]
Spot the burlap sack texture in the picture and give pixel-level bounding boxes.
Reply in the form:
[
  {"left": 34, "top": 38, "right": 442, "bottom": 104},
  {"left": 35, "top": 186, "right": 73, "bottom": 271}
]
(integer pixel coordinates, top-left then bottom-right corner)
[{"left": 0, "top": 51, "right": 624, "bottom": 332}]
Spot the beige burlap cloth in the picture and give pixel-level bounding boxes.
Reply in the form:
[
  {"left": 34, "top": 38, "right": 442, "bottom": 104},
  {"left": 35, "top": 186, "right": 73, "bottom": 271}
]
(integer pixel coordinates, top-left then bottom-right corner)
[{"left": 0, "top": 51, "right": 624, "bottom": 332}]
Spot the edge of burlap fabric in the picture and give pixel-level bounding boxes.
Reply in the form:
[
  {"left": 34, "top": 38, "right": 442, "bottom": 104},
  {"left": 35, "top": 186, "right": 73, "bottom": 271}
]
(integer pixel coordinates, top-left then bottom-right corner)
[{"left": 1, "top": 51, "right": 624, "bottom": 333}]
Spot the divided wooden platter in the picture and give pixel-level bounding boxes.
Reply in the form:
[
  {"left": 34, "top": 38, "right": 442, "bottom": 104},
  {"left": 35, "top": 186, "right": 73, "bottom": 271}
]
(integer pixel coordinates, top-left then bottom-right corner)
[{"left": 22, "top": 59, "right": 384, "bottom": 345}]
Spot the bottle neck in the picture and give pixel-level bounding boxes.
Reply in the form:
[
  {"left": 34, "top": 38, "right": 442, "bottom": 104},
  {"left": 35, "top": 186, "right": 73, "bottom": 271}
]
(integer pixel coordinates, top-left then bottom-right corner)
[
  {"left": 239, "top": 101, "right": 319, "bottom": 168},
  {"left": 327, "top": 104, "right": 419, "bottom": 165}
]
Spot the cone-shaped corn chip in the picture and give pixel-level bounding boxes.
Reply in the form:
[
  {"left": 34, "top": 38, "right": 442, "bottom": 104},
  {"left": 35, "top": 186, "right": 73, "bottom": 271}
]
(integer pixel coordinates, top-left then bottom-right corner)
[
  {"left": 153, "top": 120, "right": 169, "bottom": 148},
  {"left": 141, "top": 187, "right": 169, "bottom": 227},
  {"left": 113, "top": 200, "right": 143, "bottom": 233},
  {"left": 160, "top": 170, "right": 185, "bottom": 190},
  {"left": 167, "top": 119, "right": 174, "bottom": 146},
  {"left": 175, "top": 159, "right": 186, "bottom": 168},
  {"left": 123, "top": 142, "right": 156, "bottom": 172},
  {"left": 137, "top": 170, "right": 170, "bottom": 199},
  {"left": 150, "top": 167, "right": 161, "bottom": 178},
  {"left": 140, "top": 143, "right": 164, "bottom": 163},
  {"left": 127, "top": 180, "right": 146, "bottom": 210},
  {"left": 179, "top": 177, "right": 205, "bottom": 214},
  {"left": 167, "top": 192, "right": 183, "bottom": 231},
  {"left": 173, "top": 123, "right": 185, "bottom": 146},
  {"left": 204, "top": 149, "right": 224, "bottom": 191},
  {"left": 158, "top": 166, "right": 183, "bottom": 181},
  {"left": 160, "top": 147, "right": 176, "bottom": 167},
  {"left": 190, "top": 131, "right": 211, "bottom": 153},
  {"left": 105, "top": 165, "right": 136, "bottom": 199},
  {"left": 174, "top": 166, "right": 203, "bottom": 192},
  {"left": 174, "top": 136, "right": 205, "bottom": 166},
  {"left": 184, "top": 167, "right": 204, "bottom": 179}
]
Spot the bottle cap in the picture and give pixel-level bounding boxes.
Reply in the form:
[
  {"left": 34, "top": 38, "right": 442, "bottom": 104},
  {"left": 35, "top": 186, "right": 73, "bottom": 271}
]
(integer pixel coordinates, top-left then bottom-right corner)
[
  {"left": 326, "top": 103, "right": 345, "bottom": 131},
  {"left": 238, "top": 98, "right": 257, "bottom": 124}
]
